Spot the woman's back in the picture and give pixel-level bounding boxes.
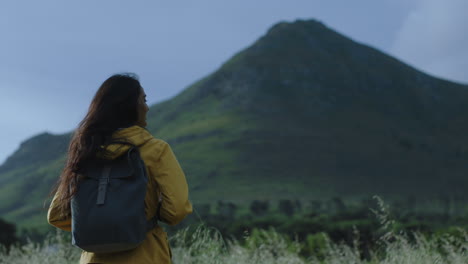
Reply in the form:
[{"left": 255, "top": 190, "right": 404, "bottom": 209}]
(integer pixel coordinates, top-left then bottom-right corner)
[
  {"left": 47, "top": 74, "right": 192, "bottom": 264},
  {"left": 49, "top": 125, "right": 192, "bottom": 264}
]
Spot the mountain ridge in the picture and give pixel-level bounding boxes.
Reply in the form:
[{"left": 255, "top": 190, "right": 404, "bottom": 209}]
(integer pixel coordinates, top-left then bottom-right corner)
[{"left": 1, "top": 19, "right": 468, "bottom": 231}]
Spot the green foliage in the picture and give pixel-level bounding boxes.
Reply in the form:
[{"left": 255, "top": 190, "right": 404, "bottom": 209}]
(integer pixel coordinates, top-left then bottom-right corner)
[
  {"left": 0, "top": 229, "right": 80, "bottom": 264},
  {"left": 1, "top": 222, "right": 466, "bottom": 263},
  {"left": 171, "top": 225, "right": 305, "bottom": 264},
  {"left": 278, "top": 199, "right": 296, "bottom": 216},
  {"left": 246, "top": 227, "right": 302, "bottom": 256},
  {"left": 2, "top": 197, "right": 467, "bottom": 263},
  {"left": 305, "top": 232, "right": 329, "bottom": 260},
  {"left": 249, "top": 200, "right": 270, "bottom": 216},
  {"left": 0, "top": 218, "right": 18, "bottom": 249},
  {"left": 178, "top": 196, "right": 467, "bottom": 260},
  {"left": 216, "top": 201, "right": 237, "bottom": 219}
]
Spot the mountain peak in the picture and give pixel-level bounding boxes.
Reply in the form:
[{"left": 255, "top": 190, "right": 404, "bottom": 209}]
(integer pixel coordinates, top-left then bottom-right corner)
[
  {"left": 266, "top": 19, "right": 327, "bottom": 34},
  {"left": 255, "top": 18, "right": 351, "bottom": 53}
]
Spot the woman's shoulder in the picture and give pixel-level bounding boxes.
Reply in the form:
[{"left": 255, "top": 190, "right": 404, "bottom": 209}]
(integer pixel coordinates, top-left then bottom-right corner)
[
  {"left": 113, "top": 126, "right": 167, "bottom": 147},
  {"left": 138, "top": 132, "right": 171, "bottom": 160},
  {"left": 144, "top": 137, "right": 169, "bottom": 150}
]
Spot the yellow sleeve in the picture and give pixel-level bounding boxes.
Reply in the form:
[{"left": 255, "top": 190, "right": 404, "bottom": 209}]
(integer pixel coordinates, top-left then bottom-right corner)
[
  {"left": 153, "top": 142, "right": 193, "bottom": 225},
  {"left": 47, "top": 191, "right": 72, "bottom": 232}
]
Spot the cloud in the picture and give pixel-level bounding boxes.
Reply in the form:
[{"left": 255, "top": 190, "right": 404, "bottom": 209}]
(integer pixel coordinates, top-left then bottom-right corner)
[{"left": 391, "top": 0, "right": 468, "bottom": 84}]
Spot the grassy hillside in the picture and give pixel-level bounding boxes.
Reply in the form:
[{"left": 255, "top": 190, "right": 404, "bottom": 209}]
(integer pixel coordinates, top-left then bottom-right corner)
[{"left": 1, "top": 19, "right": 468, "bottom": 231}]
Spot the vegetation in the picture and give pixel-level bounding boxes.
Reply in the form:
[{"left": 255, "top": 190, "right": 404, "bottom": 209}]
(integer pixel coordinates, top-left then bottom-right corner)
[
  {"left": 0, "top": 218, "right": 17, "bottom": 249},
  {"left": 1, "top": 198, "right": 466, "bottom": 263},
  {"left": 165, "top": 196, "right": 467, "bottom": 258}
]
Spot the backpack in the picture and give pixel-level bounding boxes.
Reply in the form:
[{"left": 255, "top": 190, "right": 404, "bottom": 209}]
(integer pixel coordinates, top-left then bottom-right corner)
[{"left": 70, "top": 144, "right": 160, "bottom": 253}]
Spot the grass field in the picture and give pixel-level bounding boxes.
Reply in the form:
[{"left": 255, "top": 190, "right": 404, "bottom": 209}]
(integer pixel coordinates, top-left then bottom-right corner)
[
  {"left": 1, "top": 225, "right": 466, "bottom": 264},
  {"left": 1, "top": 198, "right": 466, "bottom": 264}
]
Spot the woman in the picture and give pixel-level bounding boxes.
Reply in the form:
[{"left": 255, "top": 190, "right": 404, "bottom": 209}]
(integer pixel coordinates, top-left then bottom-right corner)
[{"left": 47, "top": 73, "right": 192, "bottom": 264}]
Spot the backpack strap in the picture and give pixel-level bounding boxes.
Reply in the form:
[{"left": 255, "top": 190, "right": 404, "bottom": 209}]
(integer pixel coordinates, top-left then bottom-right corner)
[{"left": 96, "top": 166, "right": 111, "bottom": 205}]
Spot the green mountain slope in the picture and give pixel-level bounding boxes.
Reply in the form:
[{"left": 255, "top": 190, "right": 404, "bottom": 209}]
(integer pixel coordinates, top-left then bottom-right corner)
[{"left": 1, "top": 19, "right": 468, "bottom": 231}]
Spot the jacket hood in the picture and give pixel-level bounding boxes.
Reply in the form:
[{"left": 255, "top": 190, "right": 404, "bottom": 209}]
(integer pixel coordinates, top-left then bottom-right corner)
[{"left": 101, "top": 125, "right": 154, "bottom": 160}]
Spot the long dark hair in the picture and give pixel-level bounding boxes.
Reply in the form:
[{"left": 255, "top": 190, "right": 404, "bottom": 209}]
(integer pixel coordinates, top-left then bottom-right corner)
[{"left": 50, "top": 73, "right": 143, "bottom": 217}]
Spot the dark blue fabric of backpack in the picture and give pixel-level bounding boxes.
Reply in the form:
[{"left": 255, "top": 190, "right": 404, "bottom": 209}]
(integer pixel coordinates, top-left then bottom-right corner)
[{"left": 71, "top": 145, "right": 158, "bottom": 253}]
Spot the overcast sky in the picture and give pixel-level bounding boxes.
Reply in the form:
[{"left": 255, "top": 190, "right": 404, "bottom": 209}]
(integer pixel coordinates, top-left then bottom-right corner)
[{"left": 0, "top": 0, "right": 467, "bottom": 165}]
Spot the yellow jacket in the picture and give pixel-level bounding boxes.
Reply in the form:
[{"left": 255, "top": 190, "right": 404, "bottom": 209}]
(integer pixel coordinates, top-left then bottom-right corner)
[{"left": 47, "top": 125, "right": 193, "bottom": 264}]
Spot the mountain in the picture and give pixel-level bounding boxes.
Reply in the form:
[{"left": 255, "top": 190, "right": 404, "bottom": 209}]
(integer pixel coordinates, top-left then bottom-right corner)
[
  {"left": 1, "top": 19, "right": 468, "bottom": 231},
  {"left": 0, "top": 132, "right": 70, "bottom": 230}
]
